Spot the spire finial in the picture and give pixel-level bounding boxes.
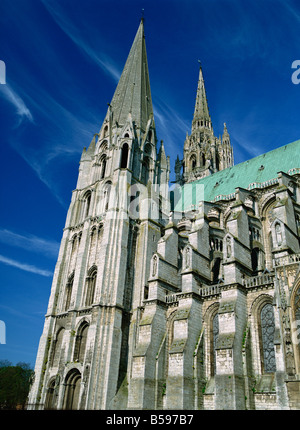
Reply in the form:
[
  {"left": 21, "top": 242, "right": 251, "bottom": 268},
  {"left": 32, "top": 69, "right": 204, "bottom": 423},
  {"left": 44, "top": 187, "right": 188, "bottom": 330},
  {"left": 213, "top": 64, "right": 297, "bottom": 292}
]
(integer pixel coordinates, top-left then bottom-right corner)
[
  {"left": 198, "top": 59, "right": 202, "bottom": 68},
  {"left": 141, "top": 8, "right": 145, "bottom": 22}
]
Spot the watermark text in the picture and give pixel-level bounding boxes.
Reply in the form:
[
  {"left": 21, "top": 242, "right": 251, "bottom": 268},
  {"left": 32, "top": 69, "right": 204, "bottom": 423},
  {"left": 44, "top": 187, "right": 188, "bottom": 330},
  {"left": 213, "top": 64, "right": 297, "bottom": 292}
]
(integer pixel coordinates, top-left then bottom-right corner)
[
  {"left": 0, "top": 60, "right": 6, "bottom": 84},
  {"left": 0, "top": 320, "right": 6, "bottom": 344},
  {"left": 291, "top": 60, "right": 300, "bottom": 84}
]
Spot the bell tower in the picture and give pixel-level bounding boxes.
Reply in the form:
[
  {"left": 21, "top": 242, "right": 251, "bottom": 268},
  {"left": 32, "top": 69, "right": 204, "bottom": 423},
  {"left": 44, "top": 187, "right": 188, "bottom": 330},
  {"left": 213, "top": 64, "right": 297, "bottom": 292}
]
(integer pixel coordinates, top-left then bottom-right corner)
[
  {"left": 28, "top": 19, "right": 170, "bottom": 410},
  {"left": 175, "top": 64, "right": 234, "bottom": 183}
]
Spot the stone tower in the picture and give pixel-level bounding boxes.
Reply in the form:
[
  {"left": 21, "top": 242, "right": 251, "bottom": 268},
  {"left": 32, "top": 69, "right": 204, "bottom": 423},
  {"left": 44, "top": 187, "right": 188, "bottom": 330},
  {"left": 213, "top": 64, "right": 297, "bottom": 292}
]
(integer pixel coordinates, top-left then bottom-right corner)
[
  {"left": 175, "top": 65, "right": 234, "bottom": 184},
  {"left": 27, "top": 19, "right": 170, "bottom": 410}
]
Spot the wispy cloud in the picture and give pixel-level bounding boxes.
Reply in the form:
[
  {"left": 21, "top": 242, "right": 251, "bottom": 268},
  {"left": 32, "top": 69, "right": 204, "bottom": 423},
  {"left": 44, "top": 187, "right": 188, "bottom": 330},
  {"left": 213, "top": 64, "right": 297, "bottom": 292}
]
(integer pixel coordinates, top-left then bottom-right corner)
[
  {"left": 0, "top": 229, "right": 59, "bottom": 259},
  {"left": 6, "top": 83, "right": 98, "bottom": 207},
  {"left": 0, "top": 304, "right": 41, "bottom": 322},
  {"left": 0, "top": 254, "right": 53, "bottom": 277},
  {"left": 154, "top": 99, "right": 190, "bottom": 154},
  {"left": 41, "top": 0, "right": 121, "bottom": 83},
  {"left": 0, "top": 84, "right": 34, "bottom": 126}
]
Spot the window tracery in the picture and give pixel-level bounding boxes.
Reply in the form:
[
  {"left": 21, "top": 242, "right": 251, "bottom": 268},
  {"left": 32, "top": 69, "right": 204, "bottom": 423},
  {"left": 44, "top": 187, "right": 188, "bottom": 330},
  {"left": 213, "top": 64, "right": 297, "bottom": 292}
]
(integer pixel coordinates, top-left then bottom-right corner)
[{"left": 260, "top": 303, "right": 276, "bottom": 373}]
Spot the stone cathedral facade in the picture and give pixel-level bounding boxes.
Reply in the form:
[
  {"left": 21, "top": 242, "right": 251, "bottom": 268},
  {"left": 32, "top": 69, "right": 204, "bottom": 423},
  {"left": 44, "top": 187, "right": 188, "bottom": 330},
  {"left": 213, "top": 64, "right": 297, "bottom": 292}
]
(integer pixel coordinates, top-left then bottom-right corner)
[{"left": 28, "top": 20, "right": 300, "bottom": 410}]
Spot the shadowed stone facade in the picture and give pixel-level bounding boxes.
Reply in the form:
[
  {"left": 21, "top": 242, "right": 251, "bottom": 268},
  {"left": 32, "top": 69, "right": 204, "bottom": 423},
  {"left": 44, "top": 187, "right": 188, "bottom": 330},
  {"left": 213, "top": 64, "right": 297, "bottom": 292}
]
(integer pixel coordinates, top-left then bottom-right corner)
[{"left": 28, "top": 20, "right": 300, "bottom": 410}]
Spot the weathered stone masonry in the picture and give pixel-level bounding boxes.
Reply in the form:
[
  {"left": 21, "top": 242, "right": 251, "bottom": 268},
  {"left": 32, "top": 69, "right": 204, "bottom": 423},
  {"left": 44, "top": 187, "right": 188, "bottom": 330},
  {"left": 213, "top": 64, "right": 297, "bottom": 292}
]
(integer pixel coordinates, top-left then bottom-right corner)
[{"left": 28, "top": 20, "right": 300, "bottom": 410}]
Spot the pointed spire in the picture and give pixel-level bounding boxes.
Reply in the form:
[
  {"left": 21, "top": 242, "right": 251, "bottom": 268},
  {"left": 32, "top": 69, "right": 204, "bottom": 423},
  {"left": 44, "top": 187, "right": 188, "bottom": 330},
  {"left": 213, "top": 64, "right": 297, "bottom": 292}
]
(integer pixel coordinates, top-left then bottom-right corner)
[
  {"left": 222, "top": 122, "right": 229, "bottom": 137},
  {"left": 158, "top": 140, "right": 167, "bottom": 166},
  {"left": 192, "top": 63, "right": 212, "bottom": 132},
  {"left": 109, "top": 19, "right": 153, "bottom": 133},
  {"left": 222, "top": 122, "right": 230, "bottom": 145}
]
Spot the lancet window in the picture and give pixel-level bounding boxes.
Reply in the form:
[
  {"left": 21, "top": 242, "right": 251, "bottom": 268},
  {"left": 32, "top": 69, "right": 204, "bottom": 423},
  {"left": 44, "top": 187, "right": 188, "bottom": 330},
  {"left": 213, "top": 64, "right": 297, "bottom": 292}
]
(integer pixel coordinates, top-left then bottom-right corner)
[
  {"left": 100, "top": 155, "right": 107, "bottom": 179},
  {"left": 260, "top": 303, "right": 276, "bottom": 373},
  {"left": 63, "top": 369, "right": 81, "bottom": 410},
  {"left": 50, "top": 328, "right": 65, "bottom": 367},
  {"left": 211, "top": 312, "right": 219, "bottom": 376},
  {"left": 120, "top": 142, "right": 129, "bottom": 168},
  {"left": 64, "top": 272, "right": 74, "bottom": 311},
  {"left": 85, "top": 267, "right": 97, "bottom": 306},
  {"left": 73, "top": 321, "right": 89, "bottom": 362}
]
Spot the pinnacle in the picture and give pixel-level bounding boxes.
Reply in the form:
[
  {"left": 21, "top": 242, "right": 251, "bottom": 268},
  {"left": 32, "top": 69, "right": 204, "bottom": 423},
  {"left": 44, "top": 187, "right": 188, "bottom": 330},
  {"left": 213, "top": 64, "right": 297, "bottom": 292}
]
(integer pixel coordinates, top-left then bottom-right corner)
[
  {"left": 109, "top": 20, "right": 153, "bottom": 133},
  {"left": 192, "top": 64, "right": 212, "bottom": 131}
]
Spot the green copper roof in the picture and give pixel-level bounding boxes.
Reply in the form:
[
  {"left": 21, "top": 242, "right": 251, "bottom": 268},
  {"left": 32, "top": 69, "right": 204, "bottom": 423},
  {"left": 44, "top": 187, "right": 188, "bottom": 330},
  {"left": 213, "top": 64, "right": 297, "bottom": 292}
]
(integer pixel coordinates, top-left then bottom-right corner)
[{"left": 173, "top": 139, "right": 300, "bottom": 212}]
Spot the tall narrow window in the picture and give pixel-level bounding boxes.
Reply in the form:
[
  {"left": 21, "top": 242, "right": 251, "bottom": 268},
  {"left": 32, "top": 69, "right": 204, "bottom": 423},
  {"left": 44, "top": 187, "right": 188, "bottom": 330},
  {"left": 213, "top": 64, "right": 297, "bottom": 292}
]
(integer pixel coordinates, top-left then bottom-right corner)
[
  {"left": 73, "top": 322, "right": 89, "bottom": 362},
  {"left": 260, "top": 303, "right": 276, "bottom": 373},
  {"left": 293, "top": 286, "right": 300, "bottom": 354},
  {"left": 51, "top": 328, "right": 65, "bottom": 367},
  {"left": 84, "top": 191, "right": 91, "bottom": 218},
  {"left": 103, "top": 182, "right": 112, "bottom": 212},
  {"left": 85, "top": 268, "right": 97, "bottom": 306},
  {"left": 251, "top": 248, "right": 259, "bottom": 273},
  {"left": 64, "top": 273, "right": 74, "bottom": 311},
  {"left": 63, "top": 369, "right": 81, "bottom": 410},
  {"left": 100, "top": 155, "right": 107, "bottom": 179},
  {"left": 212, "top": 257, "right": 221, "bottom": 284},
  {"left": 45, "top": 379, "right": 56, "bottom": 410},
  {"left": 141, "top": 157, "right": 149, "bottom": 184},
  {"left": 120, "top": 143, "right": 129, "bottom": 168},
  {"left": 211, "top": 312, "right": 219, "bottom": 376}
]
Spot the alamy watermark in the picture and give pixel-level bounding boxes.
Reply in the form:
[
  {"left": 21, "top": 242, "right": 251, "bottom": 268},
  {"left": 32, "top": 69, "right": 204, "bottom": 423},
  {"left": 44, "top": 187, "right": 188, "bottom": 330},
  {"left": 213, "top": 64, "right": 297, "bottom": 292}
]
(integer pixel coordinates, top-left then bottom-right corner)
[
  {"left": 99, "top": 181, "right": 204, "bottom": 221},
  {"left": 0, "top": 60, "right": 6, "bottom": 84},
  {"left": 291, "top": 320, "right": 300, "bottom": 346},
  {"left": 291, "top": 60, "right": 300, "bottom": 84},
  {"left": 0, "top": 320, "right": 6, "bottom": 344}
]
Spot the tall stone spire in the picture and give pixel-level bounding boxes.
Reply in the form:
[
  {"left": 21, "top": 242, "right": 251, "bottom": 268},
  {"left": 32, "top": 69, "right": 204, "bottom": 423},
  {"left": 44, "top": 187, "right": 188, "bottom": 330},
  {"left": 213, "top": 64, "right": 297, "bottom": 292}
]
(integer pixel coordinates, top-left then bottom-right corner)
[
  {"left": 109, "top": 19, "right": 153, "bottom": 132},
  {"left": 178, "top": 63, "right": 234, "bottom": 184},
  {"left": 192, "top": 64, "right": 212, "bottom": 133}
]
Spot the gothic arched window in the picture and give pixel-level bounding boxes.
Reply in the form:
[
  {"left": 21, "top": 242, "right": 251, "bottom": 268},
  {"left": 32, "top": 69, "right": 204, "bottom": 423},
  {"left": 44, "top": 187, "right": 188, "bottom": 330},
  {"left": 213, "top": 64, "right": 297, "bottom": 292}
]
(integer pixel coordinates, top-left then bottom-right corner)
[
  {"left": 100, "top": 155, "right": 107, "bottom": 179},
  {"left": 211, "top": 257, "right": 221, "bottom": 284},
  {"left": 251, "top": 248, "right": 259, "bottom": 274},
  {"left": 45, "top": 379, "right": 56, "bottom": 410},
  {"left": 103, "top": 125, "right": 108, "bottom": 138},
  {"left": 84, "top": 191, "right": 92, "bottom": 218},
  {"left": 141, "top": 157, "right": 150, "bottom": 184},
  {"left": 120, "top": 143, "right": 129, "bottom": 168},
  {"left": 63, "top": 369, "right": 81, "bottom": 410},
  {"left": 103, "top": 181, "right": 112, "bottom": 212},
  {"left": 190, "top": 154, "right": 196, "bottom": 170},
  {"left": 51, "top": 328, "right": 65, "bottom": 367},
  {"left": 73, "top": 322, "right": 89, "bottom": 362},
  {"left": 260, "top": 303, "right": 276, "bottom": 373},
  {"left": 64, "top": 273, "right": 74, "bottom": 311},
  {"left": 85, "top": 267, "right": 97, "bottom": 306},
  {"left": 211, "top": 312, "right": 219, "bottom": 376},
  {"left": 100, "top": 140, "right": 108, "bottom": 152}
]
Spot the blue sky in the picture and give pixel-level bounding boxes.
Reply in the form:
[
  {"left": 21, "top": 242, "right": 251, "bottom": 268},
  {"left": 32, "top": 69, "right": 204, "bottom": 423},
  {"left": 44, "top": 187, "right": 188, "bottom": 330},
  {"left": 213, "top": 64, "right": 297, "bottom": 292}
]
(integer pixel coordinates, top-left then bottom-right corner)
[{"left": 0, "top": 0, "right": 300, "bottom": 367}]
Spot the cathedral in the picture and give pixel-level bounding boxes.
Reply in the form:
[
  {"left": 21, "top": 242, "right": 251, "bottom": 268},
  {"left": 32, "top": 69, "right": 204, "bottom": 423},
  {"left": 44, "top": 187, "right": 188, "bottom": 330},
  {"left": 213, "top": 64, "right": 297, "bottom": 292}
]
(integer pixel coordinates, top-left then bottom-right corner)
[{"left": 28, "top": 19, "right": 300, "bottom": 410}]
